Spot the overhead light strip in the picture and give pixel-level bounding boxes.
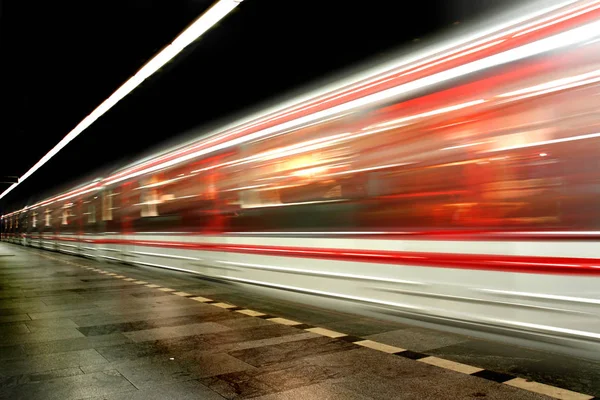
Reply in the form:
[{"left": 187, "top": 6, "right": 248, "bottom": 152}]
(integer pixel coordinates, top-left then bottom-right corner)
[{"left": 0, "top": 0, "right": 243, "bottom": 201}]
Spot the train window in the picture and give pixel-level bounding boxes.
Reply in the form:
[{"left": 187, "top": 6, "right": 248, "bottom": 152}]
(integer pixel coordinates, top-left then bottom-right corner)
[
  {"left": 140, "top": 190, "right": 159, "bottom": 217},
  {"left": 88, "top": 205, "right": 96, "bottom": 224},
  {"left": 102, "top": 191, "right": 113, "bottom": 221},
  {"left": 44, "top": 209, "right": 51, "bottom": 227},
  {"left": 32, "top": 212, "right": 37, "bottom": 228},
  {"left": 61, "top": 203, "right": 74, "bottom": 225}
]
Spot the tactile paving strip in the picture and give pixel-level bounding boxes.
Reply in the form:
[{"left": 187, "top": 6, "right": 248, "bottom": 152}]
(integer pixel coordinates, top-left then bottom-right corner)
[{"left": 37, "top": 252, "right": 597, "bottom": 400}]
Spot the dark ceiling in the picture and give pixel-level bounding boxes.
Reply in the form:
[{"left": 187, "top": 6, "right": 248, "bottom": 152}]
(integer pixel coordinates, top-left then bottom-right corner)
[{"left": 0, "top": 0, "right": 519, "bottom": 212}]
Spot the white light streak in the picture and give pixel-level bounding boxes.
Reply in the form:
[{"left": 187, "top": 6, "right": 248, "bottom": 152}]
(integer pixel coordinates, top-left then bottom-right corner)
[
  {"left": 375, "top": 99, "right": 486, "bottom": 128},
  {"left": 241, "top": 199, "right": 345, "bottom": 209},
  {"left": 441, "top": 141, "right": 487, "bottom": 151},
  {"left": 220, "top": 260, "right": 424, "bottom": 285},
  {"left": 486, "top": 131, "right": 600, "bottom": 152},
  {"left": 0, "top": 0, "right": 243, "bottom": 201},
  {"left": 498, "top": 69, "right": 600, "bottom": 97}
]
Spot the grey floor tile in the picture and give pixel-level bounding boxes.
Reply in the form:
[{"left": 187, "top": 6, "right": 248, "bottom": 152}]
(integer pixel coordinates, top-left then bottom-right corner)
[
  {"left": 252, "top": 381, "right": 373, "bottom": 400},
  {"left": 25, "top": 318, "right": 79, "bottom": 330},
  {"left": 0, "top": 323, "right": 30, "bottom": 335},
  {"left": 0, "top": 307, "right": 31, "bottom": 316},
  {"left": 27, "top": 302, "right": 100, "bottom": 313},
  {"left": 0, "top": 314, "right": 31, "bottom": 323},
  {"left": 228, "top": 336, "right": 357, "bottom": 368},
  {"left": 23, "top": 332, "right": 132, "bottom": 356},
  {"left": 115, "top": 359, "right": 197, "bottom": 388},
  {"left": 294, "top": 347, "right": 424, "bottom": 378},
  {"left": 216, "top": 315, "right": 276, "bottom": 330},
  {"left": 28, "top": 308, "right": 100, "bottom": 320},
  {"left": 95, "top": 341, "right": 172, "bottom": 362},
  {"left": 177, "top": 352, "right": 256, "bottom": 378},
  {"left": 71, "top": 305, "right": 219, "bottom": 327},
  {"left": 0, "top": 344, "right": 26, "bottom": 360},
  {"left": 123, "top": 322, "right": 231, "bottom": 342},
  {"left": 0, "top": 369, "right": 136, "bottom": 400},
  {"left": 1, "top": 326, "right": 86, "bottom": 345},
  {"left": 0, "top": 348, "right": 108, "bottom": 376},
  {"left": 205, "top": 332, "right": 320, "bottom": 356},
  {"left": 77, "top": 312, "right": 241, "bottom": 337},
  {"left": 81, "top": 378, "right": 225, "bottom": 400},
  {"left": 0, "top": 366, "right": 84, "bottom": 389},
  {"left": 201, "top": 360, "right": 351, "bottom": 399}
]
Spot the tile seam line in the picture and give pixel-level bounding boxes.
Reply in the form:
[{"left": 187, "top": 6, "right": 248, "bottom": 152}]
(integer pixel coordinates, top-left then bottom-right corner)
[{"left": 32, "top": 248, "right": 595, "bottom": 400}]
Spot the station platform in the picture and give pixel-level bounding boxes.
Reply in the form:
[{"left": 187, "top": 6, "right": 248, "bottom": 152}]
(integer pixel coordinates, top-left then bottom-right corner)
[{"left": 0, "top": 242, "right": 598, "bottom": 400}]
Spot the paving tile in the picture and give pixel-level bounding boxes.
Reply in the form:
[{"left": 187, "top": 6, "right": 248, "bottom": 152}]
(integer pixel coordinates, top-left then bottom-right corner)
[
  {"left": 228, "top": 336, "right": 357, "bottom": 368},
  {"left": 69, "top": 284, "right": 138, "bottom": 293},
  {"left": 0, "top": 314, "right": 31, "bottom": 323},
  {"left": 201, "top": 359, "right": 352, "bottom": 399},
  {"left": 70, "top": 305, "right": 218, "bottom": 327},
  {"left": 82, "top": 379, "right": 226, "bottom": 400},
  {"left": 0, "top": 367, "right": 84, "bottom": 389},
  {"left": 95, "top": 324, "right": 307, "bottom": 363},
  {"left": 216, "top": 315, "right": 275, "bottom": 330},
  {"left": 25, "top": 302, "right": 99, "bottom": 313},
  {"left": 185, "top": 332, "right": 320, "bottom": 358},
  {"left": 115, "top": 358, "right": 198, "bottom": 388},
  {"left": 0, "top": 323, "right": 30, "bottom": 335},
  {"left": 0, "top": 307, "right": 32, "bottom": 316},
  {"left": 95, "top": 341, "right": 175, "bottom": 362},
  {"left": 77, "top": 312, "right": 241, "bottom": 337},
  {"left": 177, "top": 324, "right": 310, "bottom": 350},
  {"left": 130, "top": 291, "right": 172, "bottom": 298},
  {"left": 252, "top": 381, "right": 373, "bottom": 400},
  {"left": 24, "top": 318, "right": 79, "bottom": 330},
  {"left": 0, "top": 369, "right": 135, "bottom": 400},
  {"left": 104, "top": 295, "right": 209, "bottom": 310},
  {"left": 27, "top": 308, "right": 99, "bottom": 320},
  {"left": 23, "top": 332, "right": 132, "bottom": 356},
  {"left": 1, "top": 326, "right": 85, "bottom": 345},
  {"left": 177, "top": 352, "right": 256, "bottom": 378},
  {"left": 0, "top": 344, "right": 26, "bottom": 360},
  {"left": 36, "top": 294, "right": 87, "bottom": 304},
  {"left": 0, "top": 348, "right": 108, "bottom": 376},
  {"left": 123, "top": 322, "right": 231, "bottom": 342}
]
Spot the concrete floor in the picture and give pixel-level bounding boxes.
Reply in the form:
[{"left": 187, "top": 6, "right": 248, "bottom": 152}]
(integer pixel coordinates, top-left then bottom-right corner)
[{"left": 0, "top": 242, "right": 598, "bottom": 400}]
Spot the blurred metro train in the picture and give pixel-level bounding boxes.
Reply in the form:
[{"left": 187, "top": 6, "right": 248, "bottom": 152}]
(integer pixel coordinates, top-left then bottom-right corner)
[{"left": 3, "top": 0, "right": 600, "bottom": 359}]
